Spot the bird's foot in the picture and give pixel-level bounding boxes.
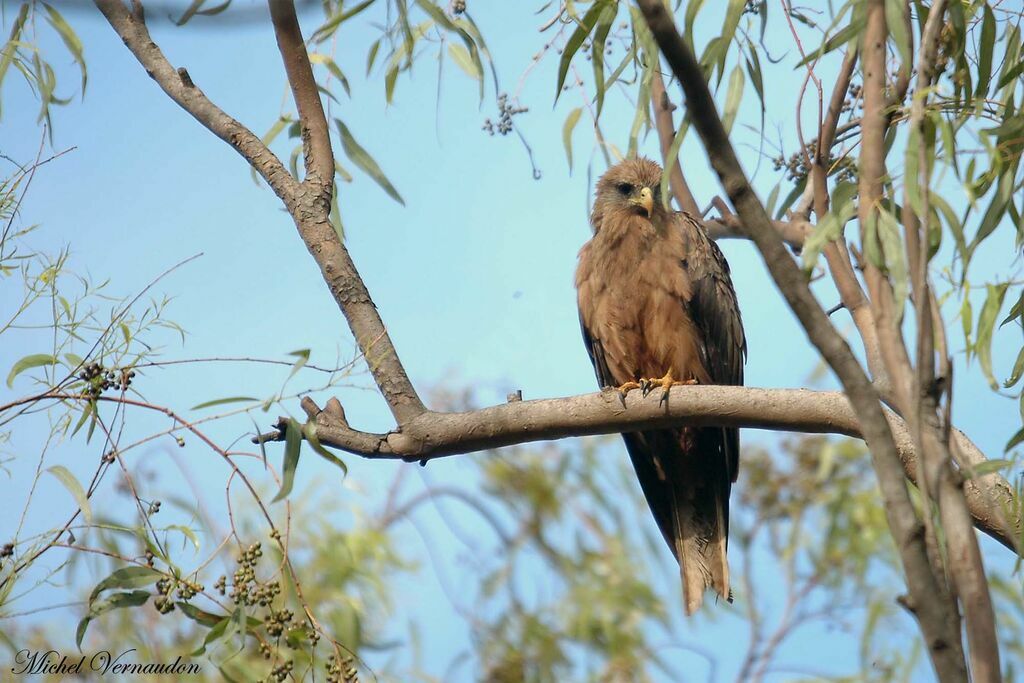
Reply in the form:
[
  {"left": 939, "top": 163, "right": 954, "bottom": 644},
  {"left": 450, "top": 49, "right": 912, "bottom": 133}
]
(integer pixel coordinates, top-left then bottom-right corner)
[
  {"left": 649, "top": 371, "right": 697, "bottom": 405},
  {"left": 612, "top": 380, "right": 642, "bottom": 403}
]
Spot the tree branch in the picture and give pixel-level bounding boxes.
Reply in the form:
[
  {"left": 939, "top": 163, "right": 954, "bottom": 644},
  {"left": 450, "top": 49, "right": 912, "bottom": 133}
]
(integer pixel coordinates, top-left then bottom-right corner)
[
  {"left": 268, "top": 0, "right": 334, "bottom": 187},
  {"left": 93, "top": 0, "right": 298, "bottom": 203},
  {"left": 250, "top": 384, "right": 1020, "bottom": 553},
  {"left": 633, "top": 2, "right": 968, "bottom": 678},
  {"left": 95, "top": 0, "right": 427, "bottom": 425},
  {"left": 650, "top": 68, "right": 701, "bottom": 216}
]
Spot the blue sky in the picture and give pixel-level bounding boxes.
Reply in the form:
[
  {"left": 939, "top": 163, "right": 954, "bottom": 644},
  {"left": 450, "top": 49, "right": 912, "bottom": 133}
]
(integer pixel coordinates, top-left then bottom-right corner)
[{"left": 2, "top": 1, "right": 1022, "bottom": 680}]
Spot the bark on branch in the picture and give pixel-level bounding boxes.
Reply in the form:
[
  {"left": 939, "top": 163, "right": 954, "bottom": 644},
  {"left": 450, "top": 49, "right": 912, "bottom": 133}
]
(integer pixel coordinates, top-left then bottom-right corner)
[
  {"left": 277, "top": 383, "right": 1018, "bottom": 551},
  {"left": 95, "top": 0, "right": 427, "bottom": 425}
]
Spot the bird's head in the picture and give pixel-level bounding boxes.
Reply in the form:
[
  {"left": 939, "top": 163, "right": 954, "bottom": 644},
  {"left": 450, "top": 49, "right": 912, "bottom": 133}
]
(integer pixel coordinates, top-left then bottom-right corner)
[{"left": 591, "top": 157, "right": 666, "bottom": 230}]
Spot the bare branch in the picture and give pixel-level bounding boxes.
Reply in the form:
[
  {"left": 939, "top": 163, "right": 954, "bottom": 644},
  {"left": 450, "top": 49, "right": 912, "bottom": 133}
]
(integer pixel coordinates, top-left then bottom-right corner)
[
  {"left": 95, "top": 0, "right": 427, "bottom": 424},
  {"left": 92, "top": 0, "right": 298, "bottom": 203},
  {"left": 275, "top": 384, "right": 1017, "bottom": 552},
  {"left": 268, "top": 0, "right": 334, "bottom": 187},
  {"left": 650, "top": 69, "right": 700, "bottom": 216}
]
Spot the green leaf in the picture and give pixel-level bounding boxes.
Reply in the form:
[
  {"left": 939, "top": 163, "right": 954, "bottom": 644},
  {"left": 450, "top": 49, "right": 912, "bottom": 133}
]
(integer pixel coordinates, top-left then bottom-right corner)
[
  {"left": 562, "top": 107, "right": 583, "bottom": 172},
  {"left": 884, "top": 0, "right": 910, "bottom": 70},
  {"left": 77, "top": 590, "right": 149, "bottom": 650},
  {"left": 555, "top": 0, "right": 608, "bottom": 102},
  {"left": 191, "top": 616, "right": 229, "bottom": 657},
  {"left": 313, "top": 0, "right": 377, "bottom": 42},
  {"left": 191, "top": 396, "right": 259, "bottom": 411},
  {"left": 1001, "top": 291, "right": 1022, "bottom": 328},
  {"left": 309, "top": 53, "right": 351, "bottom": 96},
  {"left": 447, "top": 43, "right": 480, "bottom": 80},
  {"left": 272, "top": 418, "right": 302, "bottom": 503},
  {"left": 335, "top": 119, "right": 405, "bottom": 205},
  {"left": 591, "top": 2, "right": 616, "bottom": 116},
  {"left": 1004, "top": 347, "right": 1024, "bottom": 389},
  {"left": 42, "top": 3, "right": 86, "bottom": 94},
  {"left": 720, "top": 64, "right": 745, "bottom": 136},
  {"left": 775, "top": 176, "right": 807, "bottom": 220},
  {"left": 166, "top": 524, "right": 201, "bottom": 551},
  {"left": 89, "top": 566, "right": 161, "bottom": 604},
  {"left": 970, "top": 169, "right": 1014, "bottom": 255},
  {"left": 877, "top": 207, "right": 908, "bottom": 321},
  {"left": 961, "top": 289, "right": 974, "bottom": 355},
  {"left": 287, "top": 348, "right": 310, "bottom": 381},
  {"left": 975, "top": 4, "right": 995, "bottom": 98},
  {"left": 964, "top": 459, "right": 1014, "bottom": 478},
  {"left": 1007, "top": 427, "right": 1024, "bottom": 453},
  {"left": 47, "top": 465, "right": 92, "bottom": 525},
  {"left": 659, "top": 117, "right": 690, "bottom": 209},
  {"left": 684, "top": 0, "right": 706, "bottom": 47},
  {"left": 302, "top": 422, "right": 348, "bottom": 476},
  {"left": 6, "top": 353, "right": 57, "bottom": 388},
  {"left": 0, "top": 4, "right": 30, "bottom": 110},
  {"left": 178, "top": 603, "right": 225, "bottom": 627},
  {"left": 976, "top": 283, "right": 1009, "bottom": 390},
  {"left": 796, "top": 13, "right": 864, "bottom": 68}
]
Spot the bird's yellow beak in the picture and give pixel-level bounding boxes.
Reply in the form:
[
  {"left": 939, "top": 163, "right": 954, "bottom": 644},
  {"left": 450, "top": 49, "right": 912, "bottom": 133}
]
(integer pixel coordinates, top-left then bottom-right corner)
[{"left": 630, "top": 186, "right": 655, "bottom": 217}]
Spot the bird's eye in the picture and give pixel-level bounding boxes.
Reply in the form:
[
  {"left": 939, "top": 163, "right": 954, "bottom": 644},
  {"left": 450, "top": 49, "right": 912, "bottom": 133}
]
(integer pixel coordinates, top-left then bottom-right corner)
[{"left": 616, "top": 182, "right": 633, "bottom": 195}]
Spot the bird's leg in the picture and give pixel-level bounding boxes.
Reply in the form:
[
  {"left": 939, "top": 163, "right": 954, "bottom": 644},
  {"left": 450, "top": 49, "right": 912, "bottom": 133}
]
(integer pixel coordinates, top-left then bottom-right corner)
[{"left": 654, "top": 370, "right": 698, "bottom": 406}]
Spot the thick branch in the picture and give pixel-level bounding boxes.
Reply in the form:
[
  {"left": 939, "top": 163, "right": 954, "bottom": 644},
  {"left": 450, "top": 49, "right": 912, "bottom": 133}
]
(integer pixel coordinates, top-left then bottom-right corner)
[
  {"left": 268, "top": 0, "right": 334, "bottom": 186},
  {"left": 704, "top": 215, "right": 811, "bottom": 248},
  {"left": 93, "top": 0, "right": 297, "bottom": 203},
  {"left": 96, "top": 0, "right": 427, "bottom": 425},
  {"left": 286, "top": 385, "right": 1019, "bottom": 552},
  {"left": 634, "top": 2, "right": 967, "bottom": 678}
]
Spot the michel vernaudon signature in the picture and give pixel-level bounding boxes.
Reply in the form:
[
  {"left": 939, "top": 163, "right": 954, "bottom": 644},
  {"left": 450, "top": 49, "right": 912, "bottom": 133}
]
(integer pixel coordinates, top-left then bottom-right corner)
[{"left": 11, "top": 649, "right": 201, "bottom": 676}]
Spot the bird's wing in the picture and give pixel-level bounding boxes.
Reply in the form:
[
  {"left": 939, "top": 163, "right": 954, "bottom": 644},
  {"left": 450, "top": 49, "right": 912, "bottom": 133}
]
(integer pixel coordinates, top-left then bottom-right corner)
[{"left": 673, "top": 211, "right": 746, "bottom": 482}]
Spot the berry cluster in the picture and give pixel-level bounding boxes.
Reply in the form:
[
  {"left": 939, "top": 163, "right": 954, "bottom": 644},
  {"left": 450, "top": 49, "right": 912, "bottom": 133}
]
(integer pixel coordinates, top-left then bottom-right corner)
[
  {"left": 79, "top": 362, "right": 136, "bottom": 397},
  {"left": 153, "top": 576, "right": 203, "bottom": 614},
  {"left": 482, "top": 93, "right": 527, "bottom": 136},
  {"left": 771, "top": 142, "right": 856, "bottom": 185},
  {"left": 264, "top": 607, "right": 296, "bottom": 638},
  {"left": 326, "top": 654, "right": 359, "bottom": 683},
  {"left": 227, "top": 543, "right": 283, "bottom": 608},
  {"left": 267, "top": 659, "right": 293, "bottom": 682}
]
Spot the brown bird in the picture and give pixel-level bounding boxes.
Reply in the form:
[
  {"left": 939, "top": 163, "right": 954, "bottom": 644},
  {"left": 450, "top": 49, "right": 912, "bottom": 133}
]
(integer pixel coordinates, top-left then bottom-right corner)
[{"left": 575, "top": 158, "right": 746, "bottom": 615}]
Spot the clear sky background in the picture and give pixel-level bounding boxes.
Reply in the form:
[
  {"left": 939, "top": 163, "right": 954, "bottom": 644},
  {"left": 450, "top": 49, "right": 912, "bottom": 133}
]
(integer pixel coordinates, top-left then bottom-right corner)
[{"left": 2, "top": 1, "right": 1022, "bottom": 680}]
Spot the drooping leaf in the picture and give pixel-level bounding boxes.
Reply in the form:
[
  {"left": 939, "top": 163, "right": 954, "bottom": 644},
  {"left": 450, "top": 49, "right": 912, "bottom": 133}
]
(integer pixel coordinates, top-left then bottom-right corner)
[
  {"left": 272, "top": 418, "right": 302, "bottom": 503},
  {"left": 335, "top": 119, "right": 405, "bottom": 205},
  {"left": 555, "top": 0, "right": 608, "bottom": 102},
  {"left": 562, "top": 107, "right": 583, "bottom": 172},
  {"left": 89, "top": 566, "right": 162, "bottom": 604},
  {"left": 591, "top": 1, "right": 616, "bottom": 116},
  {"left": 447, "top": 43, "right": 480, "bottom": 81},
  {"left": 720, "top": 64, "right": 745, "bottom": 136},
  {"left": 976, "top": 283, "right": 1009, "bottom": 390},
  {"left": 191, "top": 396, "right": 259, "bottom": 411},
  {"left": 975, "top": 4, "right": 995, "bottom": 98},
  {"left": 302, "top": 421, "right": 348, "bottom": 476},
  {"left": 46, "top": 465, "right": 92, "bottom": 525},
  {"left": 42, "top": 3, "right": 86, "bottom": 93},
  {"left": 76, "top": 590, "right": 150, "bottom": 649},
  {"left": 6, "top": 353, "right": 57, "bottom": 387}
]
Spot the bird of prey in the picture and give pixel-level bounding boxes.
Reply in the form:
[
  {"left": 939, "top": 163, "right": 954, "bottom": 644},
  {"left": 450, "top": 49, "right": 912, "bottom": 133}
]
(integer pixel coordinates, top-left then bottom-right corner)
[{"left": 575, "top": 158, "right": 746, "bottom": 615}]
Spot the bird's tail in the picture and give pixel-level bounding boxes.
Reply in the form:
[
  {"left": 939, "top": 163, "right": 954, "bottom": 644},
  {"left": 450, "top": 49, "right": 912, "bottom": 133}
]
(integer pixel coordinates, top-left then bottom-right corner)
[{"left": 668, "top": 428, "right": 731, "bottom": 616}]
